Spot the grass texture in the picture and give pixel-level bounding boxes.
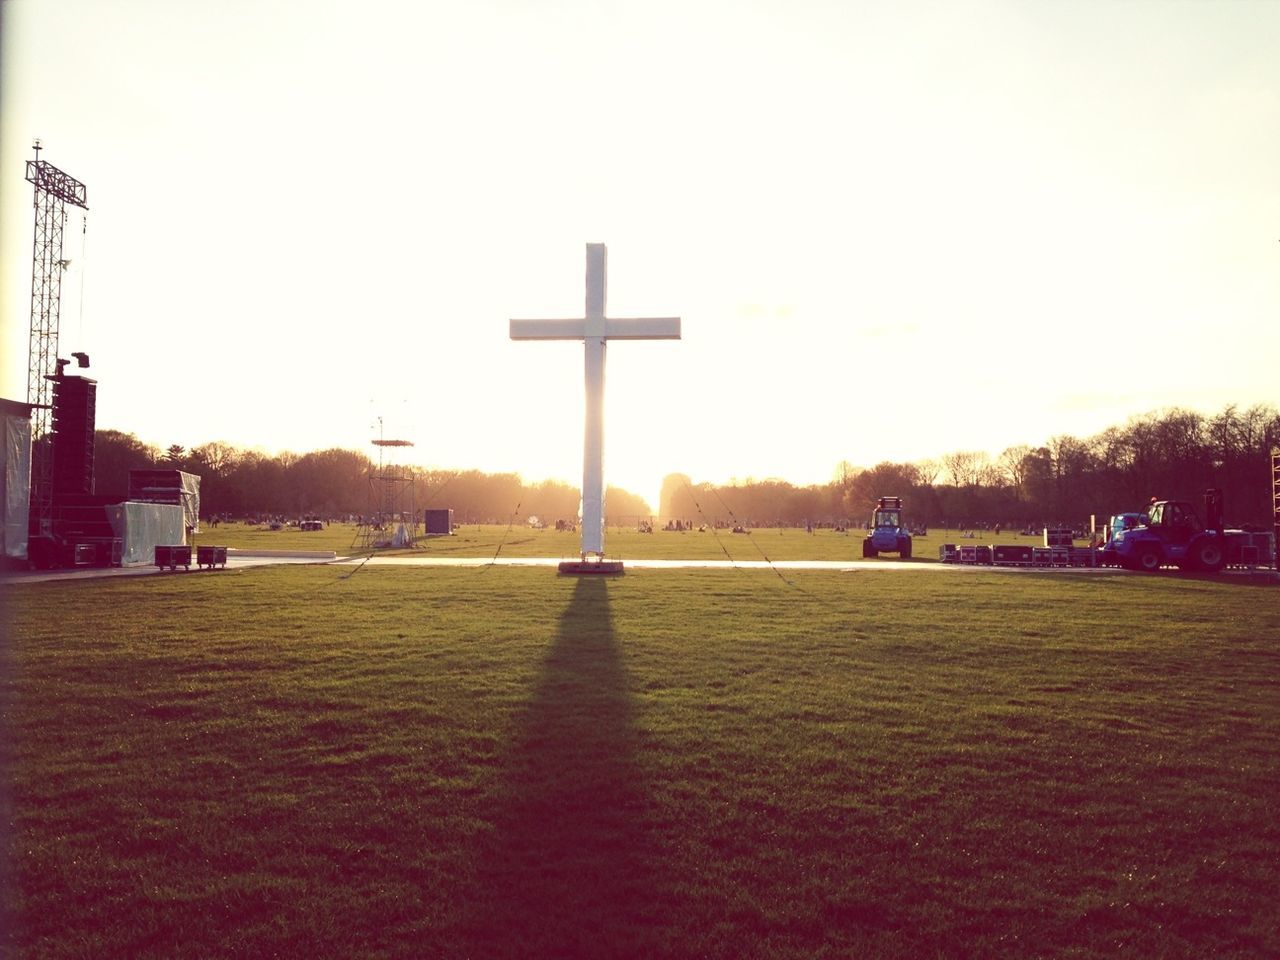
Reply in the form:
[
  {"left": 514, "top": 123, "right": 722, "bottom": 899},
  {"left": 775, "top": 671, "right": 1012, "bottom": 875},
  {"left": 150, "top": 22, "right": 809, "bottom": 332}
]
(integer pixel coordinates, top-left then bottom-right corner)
[{"left": 3, "top": 566, "right": 1278, "bottom": 958}]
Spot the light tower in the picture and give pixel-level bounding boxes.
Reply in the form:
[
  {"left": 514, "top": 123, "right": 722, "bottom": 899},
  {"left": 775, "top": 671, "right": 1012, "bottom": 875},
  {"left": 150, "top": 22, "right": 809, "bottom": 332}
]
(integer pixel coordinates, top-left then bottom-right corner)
[
  {"left": 354, "top": 418, "right": 418, "bottom": 550},
  {"left": 25, "top": 141, "right": 89, "bottom": 538}
]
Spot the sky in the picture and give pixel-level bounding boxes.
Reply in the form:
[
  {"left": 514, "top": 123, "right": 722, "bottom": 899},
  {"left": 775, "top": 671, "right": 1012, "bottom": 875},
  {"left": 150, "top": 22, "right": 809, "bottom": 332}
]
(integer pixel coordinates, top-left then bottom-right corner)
[{"left": 2, "top": 0, "right": 1278, "bottom": 512}]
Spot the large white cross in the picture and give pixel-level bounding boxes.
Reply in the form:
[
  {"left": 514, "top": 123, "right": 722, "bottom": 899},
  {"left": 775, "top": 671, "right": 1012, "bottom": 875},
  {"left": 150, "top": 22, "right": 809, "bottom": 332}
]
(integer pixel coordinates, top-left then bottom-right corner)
[{"left": 511, "top": 243, "right": 681, "bottom": 561}]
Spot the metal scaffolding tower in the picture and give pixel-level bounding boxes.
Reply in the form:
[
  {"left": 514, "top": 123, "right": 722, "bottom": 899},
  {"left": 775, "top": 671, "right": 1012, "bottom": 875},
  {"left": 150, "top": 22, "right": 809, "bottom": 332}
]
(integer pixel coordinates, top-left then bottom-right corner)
[
  {"left": 25, "top": 142, "right": 89, "bottom": 538},
  {"left": 353, "top": 436, "right": 418, "bottom": 551}
]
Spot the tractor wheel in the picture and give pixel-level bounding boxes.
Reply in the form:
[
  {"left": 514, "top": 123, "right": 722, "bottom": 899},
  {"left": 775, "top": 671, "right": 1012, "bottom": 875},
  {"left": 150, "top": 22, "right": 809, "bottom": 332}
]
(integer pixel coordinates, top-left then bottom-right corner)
[
  {"left": 900, "top": 538, "right": 912, "bottom": 559},
  {"left": 1136, "top": 545, "right": 1163, "bottom": 572},
  {"left": 1191, "top": 538, "right": 1225, "bottom": 573},
  {"left": 862, "top": 539, "right": 877, "bottom": 558}
]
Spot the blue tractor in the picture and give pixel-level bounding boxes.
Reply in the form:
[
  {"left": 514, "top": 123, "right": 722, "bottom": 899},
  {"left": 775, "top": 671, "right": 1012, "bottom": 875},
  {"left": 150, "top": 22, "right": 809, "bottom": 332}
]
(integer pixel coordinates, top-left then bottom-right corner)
[
  {"left": 1095, "top": 511, "right": 1148, "bottom": 566},
  {"left": 1109, "top": 489, "right": 1229, "bottom": 572},
  {"left": 862, "top": 496, "right": 912, "bottom": 559}
]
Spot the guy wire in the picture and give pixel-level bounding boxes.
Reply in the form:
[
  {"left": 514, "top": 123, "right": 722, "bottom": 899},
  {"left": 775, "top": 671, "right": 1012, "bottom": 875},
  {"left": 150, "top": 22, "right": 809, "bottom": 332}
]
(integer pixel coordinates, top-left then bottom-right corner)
[
  {"left": 683, "top": 478, "right": 856, "bottom": 611},
  {"left": 479, "top": 499, "right": 522, "bottom": 572},
  {"left": 679, "top": 478, "right": 746, "bottom": 568},
  {"left": 77, "top": 211, "right": 88, "bottom": 343}
]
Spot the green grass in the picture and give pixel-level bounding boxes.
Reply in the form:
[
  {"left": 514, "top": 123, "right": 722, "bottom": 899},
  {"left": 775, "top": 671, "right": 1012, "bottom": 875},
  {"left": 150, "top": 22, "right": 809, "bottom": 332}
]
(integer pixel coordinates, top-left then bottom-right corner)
[
  {"left": 203, "top": 520, "right": 1063, "bottom": 562},
  {"left": 194, "top": 521, "right": 361, "bottom": 555},
  {"left": 4, "top": 567, "right": 1278, "bottom": 958}
]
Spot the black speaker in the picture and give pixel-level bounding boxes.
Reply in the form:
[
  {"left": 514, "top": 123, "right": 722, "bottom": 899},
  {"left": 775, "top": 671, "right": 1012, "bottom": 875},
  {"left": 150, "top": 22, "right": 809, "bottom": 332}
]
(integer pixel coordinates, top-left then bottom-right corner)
[{"left": 51, "top": 375, "right": 97, "bottom": 498}]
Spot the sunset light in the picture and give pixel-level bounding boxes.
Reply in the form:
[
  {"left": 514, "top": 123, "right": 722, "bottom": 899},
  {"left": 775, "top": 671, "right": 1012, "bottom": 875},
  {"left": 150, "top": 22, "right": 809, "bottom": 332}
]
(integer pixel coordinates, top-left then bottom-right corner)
[{"left": 2, "top": 0, "right": 1277, "bottom": 512}]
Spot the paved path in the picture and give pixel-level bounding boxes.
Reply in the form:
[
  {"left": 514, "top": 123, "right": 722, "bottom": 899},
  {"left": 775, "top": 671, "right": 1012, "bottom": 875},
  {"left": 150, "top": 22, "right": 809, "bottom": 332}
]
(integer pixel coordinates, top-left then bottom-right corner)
[
  {"left": 337, "top": 556, "right": 1120, "bottom": 573},
  {"left": 1, "top": 553, "right": 334, "bottom": 585},
  {"left": 7, "top": 554, "right": 1275, "bottom": 584}
]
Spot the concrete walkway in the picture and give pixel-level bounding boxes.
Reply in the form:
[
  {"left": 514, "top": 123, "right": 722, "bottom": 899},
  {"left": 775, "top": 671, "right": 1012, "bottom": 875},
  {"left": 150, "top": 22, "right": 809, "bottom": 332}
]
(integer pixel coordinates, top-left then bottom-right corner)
[
  {"left": 337, "top": 556, "right": 1122, "bottom": 573},
  {"left": 6, "top": 554, "right": 1275, "bottom": 584},
  {"left": 1, "top": 552, "right": 336, "bottom": 585}
]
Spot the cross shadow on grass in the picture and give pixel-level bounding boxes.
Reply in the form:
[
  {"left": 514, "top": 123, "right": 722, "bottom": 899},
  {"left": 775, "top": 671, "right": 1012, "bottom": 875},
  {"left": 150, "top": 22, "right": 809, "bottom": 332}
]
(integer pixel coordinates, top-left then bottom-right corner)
[{"left": 459, "top": 577, "right": 663, "bottom": 958}]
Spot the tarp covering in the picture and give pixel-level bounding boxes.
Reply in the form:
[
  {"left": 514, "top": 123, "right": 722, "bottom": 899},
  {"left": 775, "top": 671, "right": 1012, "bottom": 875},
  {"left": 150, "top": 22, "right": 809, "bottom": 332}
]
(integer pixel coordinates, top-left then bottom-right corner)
[
  {"left": 106, "top": 501, "right": 185, "bottom": 566},
  {"left": 128, "top": 469, "right": 201, "bottom": 532},
  {"left": 2, "top": 410, "right": 32, "bottom": 559}
]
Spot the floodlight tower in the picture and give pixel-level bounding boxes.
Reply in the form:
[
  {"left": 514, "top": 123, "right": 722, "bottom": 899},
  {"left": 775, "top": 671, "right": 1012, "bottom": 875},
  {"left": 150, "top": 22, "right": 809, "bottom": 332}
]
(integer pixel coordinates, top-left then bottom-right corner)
[
  {"left": 25, "top": 141, "right": 89, "bottom": 537},
  {"left": 353, "top": 416, "right": 418, "bottom": 550}
]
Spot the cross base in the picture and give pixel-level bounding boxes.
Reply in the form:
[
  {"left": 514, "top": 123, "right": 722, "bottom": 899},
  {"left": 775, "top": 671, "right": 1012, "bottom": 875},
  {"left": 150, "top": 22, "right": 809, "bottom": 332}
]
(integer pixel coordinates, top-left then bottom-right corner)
[{"left": 557, "top": 556, "right": 626, "bottom": 576}]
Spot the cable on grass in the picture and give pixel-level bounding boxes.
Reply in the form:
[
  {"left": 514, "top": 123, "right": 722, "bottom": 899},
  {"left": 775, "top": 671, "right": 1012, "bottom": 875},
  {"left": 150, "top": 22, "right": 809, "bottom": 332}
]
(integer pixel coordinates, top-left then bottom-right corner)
[{"left": 335, "top": 550, "right": 375, "bottom": 582}]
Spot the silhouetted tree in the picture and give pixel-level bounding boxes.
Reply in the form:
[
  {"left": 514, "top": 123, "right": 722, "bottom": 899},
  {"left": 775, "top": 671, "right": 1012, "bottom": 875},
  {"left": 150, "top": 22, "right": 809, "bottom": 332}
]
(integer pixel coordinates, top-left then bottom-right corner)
[
  {"left": 526, "top": 479, "right": 580, "bottom": 523},
  {"left": 93, "top": 430, "right": 158, "bottom": 497},
  {"left": 605, "top": 486, "right": 651, "bottom": 521},
  {"left": 659, "top": 473, "right": 694, "bottom": 519},
  {"left": 95, "top": 401, "right": 1279, "bottom": 529}
]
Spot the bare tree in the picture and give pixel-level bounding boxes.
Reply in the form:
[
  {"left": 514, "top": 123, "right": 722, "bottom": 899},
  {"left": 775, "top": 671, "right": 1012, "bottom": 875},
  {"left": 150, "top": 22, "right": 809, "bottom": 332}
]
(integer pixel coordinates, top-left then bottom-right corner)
[
  {"left": 942, "top": 450, "right": 990, "bottom": 488},
  {"left": 997, "top": 445, "right": 1031, "bottom": 495},
  {"left": 191, "top": 440, "right": 238, "bottom": 477},
  {"left": 914, "top": 459, "right": 942, "bottom": 487}
]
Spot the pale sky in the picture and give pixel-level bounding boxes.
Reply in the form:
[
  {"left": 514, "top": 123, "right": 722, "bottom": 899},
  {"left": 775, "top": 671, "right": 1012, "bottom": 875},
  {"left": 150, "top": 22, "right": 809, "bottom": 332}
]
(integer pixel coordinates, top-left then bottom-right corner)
[{"left": 3, "top": 0, "right": 1278, "bottom": 511}]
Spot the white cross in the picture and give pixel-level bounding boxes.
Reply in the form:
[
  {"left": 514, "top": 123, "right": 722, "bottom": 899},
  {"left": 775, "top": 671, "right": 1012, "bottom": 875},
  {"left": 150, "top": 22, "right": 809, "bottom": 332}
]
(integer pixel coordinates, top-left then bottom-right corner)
[{"left": 511, "top": 243, "right": 680, "bottom": 561}]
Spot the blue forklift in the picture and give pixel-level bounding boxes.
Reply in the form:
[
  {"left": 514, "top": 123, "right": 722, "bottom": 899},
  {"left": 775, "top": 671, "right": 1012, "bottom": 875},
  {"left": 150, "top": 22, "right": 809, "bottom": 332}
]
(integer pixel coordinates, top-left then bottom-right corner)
[{"left": 862, "top": 496, "right": 912, "bottom": 559}]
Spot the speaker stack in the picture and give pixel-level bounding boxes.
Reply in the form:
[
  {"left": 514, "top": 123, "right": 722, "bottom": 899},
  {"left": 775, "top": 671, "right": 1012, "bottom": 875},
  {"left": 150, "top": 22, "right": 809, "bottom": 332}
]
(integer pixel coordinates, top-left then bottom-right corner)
[{"left": 51, "top": 374, "right": 97, "bottom": 499}]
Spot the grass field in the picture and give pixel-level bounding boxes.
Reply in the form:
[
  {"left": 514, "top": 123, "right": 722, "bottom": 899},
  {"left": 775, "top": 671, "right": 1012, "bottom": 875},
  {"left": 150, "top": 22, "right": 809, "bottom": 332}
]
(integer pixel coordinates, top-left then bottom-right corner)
[
  {"left": 204, "top": 520, "right": 1068, "bottom": 562},
  {"left": 4, "top": 565, "right": 1278, "bottom": 958}
]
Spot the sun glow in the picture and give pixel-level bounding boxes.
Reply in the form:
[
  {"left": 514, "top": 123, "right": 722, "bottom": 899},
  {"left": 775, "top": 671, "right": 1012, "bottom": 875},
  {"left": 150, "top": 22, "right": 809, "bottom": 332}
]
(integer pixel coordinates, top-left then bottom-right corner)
[{"left": 2, "top": 2, "right": 1278, "bottom": 505}]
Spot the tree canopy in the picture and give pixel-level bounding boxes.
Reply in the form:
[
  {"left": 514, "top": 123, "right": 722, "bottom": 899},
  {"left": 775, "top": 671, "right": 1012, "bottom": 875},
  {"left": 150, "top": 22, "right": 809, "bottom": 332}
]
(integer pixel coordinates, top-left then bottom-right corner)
[{"left": 92, "top": 403, "right": 1280, "bottom": 528}]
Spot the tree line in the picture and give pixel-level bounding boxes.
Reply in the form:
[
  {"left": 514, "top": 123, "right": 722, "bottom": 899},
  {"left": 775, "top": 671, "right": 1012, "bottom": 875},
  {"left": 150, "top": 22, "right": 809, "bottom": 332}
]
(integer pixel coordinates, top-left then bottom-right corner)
[
  {"left": 90, "top": 435, "right": 650, "bottom": 523},
  {"left": 665, "top": 404, "right": 1280, "bottom": 529},
  {"left": 92, "top": 403, "right": 1279, "bottom": 529}
]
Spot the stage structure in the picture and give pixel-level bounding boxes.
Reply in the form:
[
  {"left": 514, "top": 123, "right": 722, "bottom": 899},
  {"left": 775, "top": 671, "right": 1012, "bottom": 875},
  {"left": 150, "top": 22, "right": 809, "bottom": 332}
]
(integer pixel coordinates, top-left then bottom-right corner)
[
  {"left": 354, "top": 435, "right": 417, "bottom": 551},
  {"left": 511, "top": 243, "right": 680, "bottom": 574},
  {"left": 25, "top": 142, "right": 89, "bottom": 540}
]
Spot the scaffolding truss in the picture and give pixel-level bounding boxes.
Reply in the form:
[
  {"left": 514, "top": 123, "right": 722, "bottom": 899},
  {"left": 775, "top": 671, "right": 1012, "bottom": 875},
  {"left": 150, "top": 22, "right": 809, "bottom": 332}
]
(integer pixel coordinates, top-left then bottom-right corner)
[
  {"left": 25, "top": 144, "right": 88, "bottom": 538},
  {"left": 353, "top": 439, "right": 418, "bottom": 551}
]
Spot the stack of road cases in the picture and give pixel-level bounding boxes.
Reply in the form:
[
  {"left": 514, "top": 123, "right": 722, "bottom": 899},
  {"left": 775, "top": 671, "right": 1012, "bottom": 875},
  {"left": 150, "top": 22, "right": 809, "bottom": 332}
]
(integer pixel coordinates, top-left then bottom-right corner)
[{"left": 129, "top": 469, "right": 201, "bottom": 532}]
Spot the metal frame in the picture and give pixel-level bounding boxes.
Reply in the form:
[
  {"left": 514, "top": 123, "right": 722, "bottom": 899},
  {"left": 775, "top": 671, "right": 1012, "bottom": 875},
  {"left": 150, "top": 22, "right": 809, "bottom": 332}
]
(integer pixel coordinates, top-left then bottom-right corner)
[
  {"left": 25, "top": 145, "right": 88, "bottom": 538},
  {"left": 354, "top": 439, "right": 417, "bottom": 550}
]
